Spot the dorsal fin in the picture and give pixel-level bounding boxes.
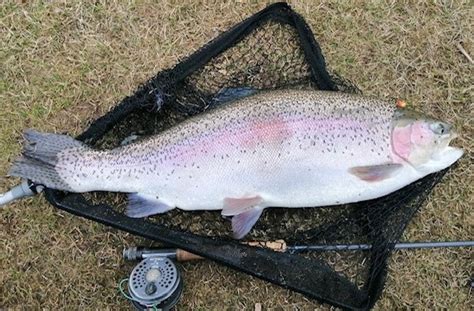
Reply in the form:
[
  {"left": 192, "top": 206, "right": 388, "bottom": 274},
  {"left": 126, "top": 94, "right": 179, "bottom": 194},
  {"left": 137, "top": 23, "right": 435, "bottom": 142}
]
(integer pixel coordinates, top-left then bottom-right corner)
[{"left": 209, "top": 87, "right": 258, "bottom": 108}]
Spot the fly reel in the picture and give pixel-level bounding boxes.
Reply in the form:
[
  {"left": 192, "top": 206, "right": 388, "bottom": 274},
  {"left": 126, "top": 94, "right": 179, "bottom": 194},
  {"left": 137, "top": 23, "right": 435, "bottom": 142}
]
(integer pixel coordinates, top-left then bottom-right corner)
[{"left": 126, "top": 256, "right": 183, "bottom": 310}]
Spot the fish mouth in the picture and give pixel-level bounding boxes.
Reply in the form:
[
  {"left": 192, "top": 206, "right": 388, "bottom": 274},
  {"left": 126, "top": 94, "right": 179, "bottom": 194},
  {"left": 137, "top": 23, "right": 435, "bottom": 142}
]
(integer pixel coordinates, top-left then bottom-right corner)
[
  {"left": 437, "top": 122, "right": 462, "bottom": 160},
  {"left": 442, "top": 145, "right": 464, "bottom": 161},
  {"left": 428, "top": 144, "right": 464, "bottom": 171},
  {"left": 432, "top": 130, "right": 463, "bottom": 163},
  {"left": 448, "top": 129, "right": 458, "bottom": 141},
  {"left": 442, "top": 128, "right": 459, "bottom": 147}
]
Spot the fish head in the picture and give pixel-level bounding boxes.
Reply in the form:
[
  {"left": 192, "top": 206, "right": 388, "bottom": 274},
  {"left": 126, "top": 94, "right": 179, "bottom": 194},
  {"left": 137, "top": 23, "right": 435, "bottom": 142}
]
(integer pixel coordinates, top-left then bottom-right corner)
[{"left": 391, "top": 108, "right": 463, "bottom": 173}]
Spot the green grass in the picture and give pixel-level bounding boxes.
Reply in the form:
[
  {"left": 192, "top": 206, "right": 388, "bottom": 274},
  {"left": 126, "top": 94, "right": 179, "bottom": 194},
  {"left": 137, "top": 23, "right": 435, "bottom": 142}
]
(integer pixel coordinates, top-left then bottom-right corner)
[{"left": 1, "top": 1, "right": 472, "bottom": 309}]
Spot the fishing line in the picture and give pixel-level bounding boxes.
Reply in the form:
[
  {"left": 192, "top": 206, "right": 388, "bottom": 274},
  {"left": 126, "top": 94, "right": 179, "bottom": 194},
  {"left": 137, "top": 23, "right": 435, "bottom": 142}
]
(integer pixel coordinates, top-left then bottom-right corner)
[
  {"left": 118, "top": 278, "right": 159, "bottom": 311},
  {"left": 118, "top": 278, "right": 134, "bottom": 301}
]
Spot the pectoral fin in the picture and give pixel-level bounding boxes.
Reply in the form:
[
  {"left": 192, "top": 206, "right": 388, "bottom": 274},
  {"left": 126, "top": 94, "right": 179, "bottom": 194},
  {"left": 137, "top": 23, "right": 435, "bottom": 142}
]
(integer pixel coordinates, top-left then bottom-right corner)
[
  {"left": 126, "top": 193, "right": 174, "bottom": 218},
  {"left": 221, "top": 195, "right": 263, "bottom": 216},
  {"left": 231, "top": 206, "right": 264, "bottom": 239},
  {"left": 349, "top": 163, "right": 402, "bottom": 182}
]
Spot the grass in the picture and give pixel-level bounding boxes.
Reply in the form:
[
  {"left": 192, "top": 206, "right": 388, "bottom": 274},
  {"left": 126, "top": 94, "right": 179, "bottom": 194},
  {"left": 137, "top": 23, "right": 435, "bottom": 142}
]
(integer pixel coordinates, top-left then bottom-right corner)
[{"left": 1, "top": 1, "right": 472, "bottom": 309}]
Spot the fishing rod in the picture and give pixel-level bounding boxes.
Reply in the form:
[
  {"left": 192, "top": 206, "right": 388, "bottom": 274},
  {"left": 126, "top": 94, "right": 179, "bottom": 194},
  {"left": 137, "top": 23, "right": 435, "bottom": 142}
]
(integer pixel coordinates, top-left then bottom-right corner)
[
  {"left": 286, "top": 240, "right": 474, "bottom": 252},
  {"left": 120, "top": 240, "right": 474, "bottom": 309},
  {"left": 123, "top": 239, "right": 474, "bottom": 262},
  {"left": 119, "top": 239, "right": 474, "bottom": 308}
]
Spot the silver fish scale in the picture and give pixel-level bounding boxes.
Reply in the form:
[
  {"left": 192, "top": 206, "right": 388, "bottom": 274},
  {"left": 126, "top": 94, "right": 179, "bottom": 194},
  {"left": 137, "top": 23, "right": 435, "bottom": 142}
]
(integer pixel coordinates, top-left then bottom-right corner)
[
  {"left": 144, "top": 90, "right": 393, "bottom": 165},
  {"left": 59, "top": 90, "right": 396, "bottom": 200}
]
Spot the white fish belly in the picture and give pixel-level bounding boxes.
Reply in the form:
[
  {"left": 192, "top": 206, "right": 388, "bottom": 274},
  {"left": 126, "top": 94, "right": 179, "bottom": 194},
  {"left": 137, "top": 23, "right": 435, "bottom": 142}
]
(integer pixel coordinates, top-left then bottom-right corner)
[{"left": 154, "top": 148, "right": 420, "bottom": 211}]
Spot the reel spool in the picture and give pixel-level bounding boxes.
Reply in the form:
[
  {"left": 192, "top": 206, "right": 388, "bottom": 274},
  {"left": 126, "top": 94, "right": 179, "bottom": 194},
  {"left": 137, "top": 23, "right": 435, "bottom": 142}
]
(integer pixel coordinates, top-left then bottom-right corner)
[{"left": 128, "top": 257, "right": 183, "bottom": 310}]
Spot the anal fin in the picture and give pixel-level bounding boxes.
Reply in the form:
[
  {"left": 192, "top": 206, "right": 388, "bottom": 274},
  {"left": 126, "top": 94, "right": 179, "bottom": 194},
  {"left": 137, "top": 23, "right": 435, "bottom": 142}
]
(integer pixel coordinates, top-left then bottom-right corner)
[
  {"left": 222, "top": 195, "right": 263, "bottom": 216},
  {"left": 232, "top": 206, "right": 264, "bottom": 239},
  {"left": 126, "top": 193, "right": 174, "bottom": 218}
]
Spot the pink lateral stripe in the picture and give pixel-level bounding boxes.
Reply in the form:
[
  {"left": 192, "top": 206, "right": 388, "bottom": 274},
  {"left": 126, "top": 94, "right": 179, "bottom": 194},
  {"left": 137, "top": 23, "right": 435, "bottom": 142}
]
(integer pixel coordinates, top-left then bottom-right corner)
[{"left": 165, "top": 116, "right": 369, "bottom": 163}]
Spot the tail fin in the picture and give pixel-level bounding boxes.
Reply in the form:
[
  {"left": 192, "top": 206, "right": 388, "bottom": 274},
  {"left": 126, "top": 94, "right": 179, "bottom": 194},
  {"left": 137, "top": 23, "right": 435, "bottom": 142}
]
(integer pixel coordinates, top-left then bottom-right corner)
[{"left": 8, "top": 129, "right": 87, "bottom": 192}]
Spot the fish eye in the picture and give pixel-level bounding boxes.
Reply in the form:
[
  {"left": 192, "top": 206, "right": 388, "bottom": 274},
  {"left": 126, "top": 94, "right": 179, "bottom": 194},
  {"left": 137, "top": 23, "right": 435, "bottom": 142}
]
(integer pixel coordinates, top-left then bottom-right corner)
[{"left": 430, "top": 122, "right": 447, "bottom": 135}]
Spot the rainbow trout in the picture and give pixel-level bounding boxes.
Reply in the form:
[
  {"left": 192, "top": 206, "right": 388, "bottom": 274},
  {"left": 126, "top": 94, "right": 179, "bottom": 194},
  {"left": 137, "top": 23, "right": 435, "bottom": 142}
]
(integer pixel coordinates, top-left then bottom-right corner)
[{"left": 9, "top": 90, "right": 463, "bottom": 238}]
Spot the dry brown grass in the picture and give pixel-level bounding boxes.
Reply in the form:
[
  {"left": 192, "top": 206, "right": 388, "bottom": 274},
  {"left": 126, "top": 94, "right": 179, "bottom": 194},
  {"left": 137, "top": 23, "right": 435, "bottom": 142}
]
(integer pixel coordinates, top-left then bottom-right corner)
[{"left": 1, "top": 1, "right": 472, "bottom": 310}]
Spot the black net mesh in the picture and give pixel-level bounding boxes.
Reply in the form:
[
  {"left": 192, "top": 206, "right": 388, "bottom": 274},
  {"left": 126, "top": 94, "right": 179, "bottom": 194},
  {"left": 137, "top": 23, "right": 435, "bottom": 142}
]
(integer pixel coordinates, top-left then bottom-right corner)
[{"left": 44, "top": 3, "right": 451, "bottom": 310}]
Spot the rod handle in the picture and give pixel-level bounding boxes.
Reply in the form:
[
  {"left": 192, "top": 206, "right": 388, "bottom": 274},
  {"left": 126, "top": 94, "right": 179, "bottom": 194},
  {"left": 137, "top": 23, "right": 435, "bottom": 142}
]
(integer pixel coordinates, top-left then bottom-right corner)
[
  {"left": 174, "top": 239, "right": 287, "bottom": 262},
  {"left": 176, "top": 249, "right": 204, "bottom": 261}
]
